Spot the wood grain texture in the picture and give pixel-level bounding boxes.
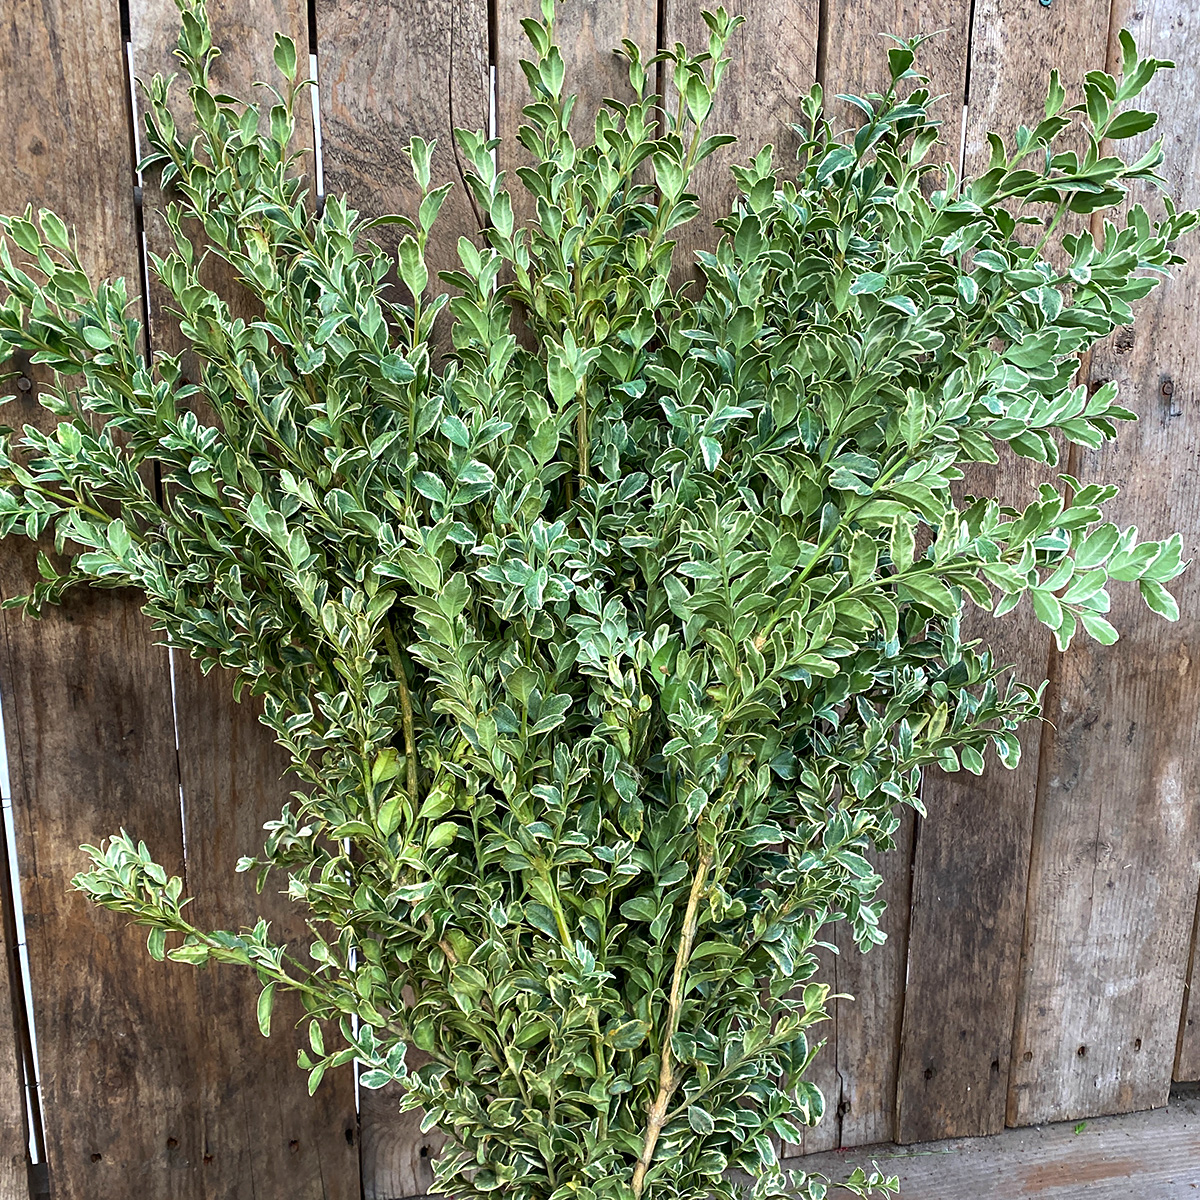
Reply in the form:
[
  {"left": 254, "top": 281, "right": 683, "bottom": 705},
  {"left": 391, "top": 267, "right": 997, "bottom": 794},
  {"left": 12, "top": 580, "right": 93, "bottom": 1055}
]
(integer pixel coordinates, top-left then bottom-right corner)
[
  {"left": 791, "top": 1084, "right": 1200, "bottom": 1199},
  {"left": 1, "top": 0, "right": 140, "bottom": 282},
  {"left": 359, "top": 1072, "right": 446, "bottom": 1200},
  {"left": 0, "top": 808, "right": 28, "bottom": 1199},
  {"left": 0, "top": 556, "right": 201, "bottom": 1200},
  {"left": 172, "top": 659, "right": 362, "bottom": 1199},
  {"left": 0, "top": 1, "right": 211, "bottom": 1197},
  {"left": 896, "top": 703, "right": 1044, "bottom": 1143},
  {"left": 895, "top": 0, "right": 1115, "bottom": 1144},
  {"left": 315, "top": 0, "right": 489, "bottom": 282},
  {"left": 1176, "top": 889, "right": 1200, "bottom": 1081},
  {"left": 661, "top": 0, "right": 818, "bottom": 275},
  {"left": 1007, "top": 0, "right": 1200, "bottom": 1128},
  {"left": 960, "top": 0, "right": 1112, "bottom": 176},
  {"left": 789, "top": 823, "right": 915, "bottom": 1156}
]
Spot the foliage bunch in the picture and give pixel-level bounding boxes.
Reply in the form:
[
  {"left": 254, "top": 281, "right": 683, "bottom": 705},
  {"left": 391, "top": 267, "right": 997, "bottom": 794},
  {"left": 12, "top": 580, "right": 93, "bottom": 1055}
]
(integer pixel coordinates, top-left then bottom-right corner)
[{"left": 0, "top": 2, "right": 1193, "bottom": 1197}]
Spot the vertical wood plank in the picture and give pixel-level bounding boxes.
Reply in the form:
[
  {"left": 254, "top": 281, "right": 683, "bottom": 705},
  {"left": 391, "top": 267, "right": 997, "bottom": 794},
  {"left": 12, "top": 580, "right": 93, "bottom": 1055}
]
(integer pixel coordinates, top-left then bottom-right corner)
[
  {"left": 833, "top": 825, "right": 915, "bottom": 1150},
  {"left": 895, "top": 0, "right": 1115, "bottom": 1145},
  {"left": 173, "top": 662, "right": 363, "bottom": 1199},
  {"left": 1175, "top": 892, "right": 1200, "bottom": 1081},
  {"left": 1007, "top": 0, "right": 1200, "bottom": 1126},
  {"left": 789, "top": 939, "right": 842, "bottom": 1157},
  {"left": 359, "top": 1054, "right": 447, "bottom": 1200},
  {"left": 0, "top": 0, "right": 216, "bottom": 1196},
  {"left": 897, "top": 706, "right": 1044, "bottom": 1142},
  {"left": 311, "top": 5, "right": 488, "bottom": 1193},
  {"left": 822, "top": 0, "right": 970, "bottom": 168},
  {"left": 130, "top": 3, "right": 361, "bottom": 1195},
  {"left": 360, "top": 1088, "right": 438, "bottom": 1200},
  {"left": 791, "top": 827, "right": 915, "bottom": 1155},
  {"left": 0, "top": 572, "right": 200, "bottom": 1199},
  {"left": 0, "top": 804, "right": 28, "bottom": 1198},
  {"left": 661, "top": 0, "right": 818, "bottom": 272},
  {"left": 785, "top": 5, "right": 967, "bottom": 1155},
  {"left": 316, "top": 0, "right": 490, "bottom": 283},
  {"left": 497, "top": 0, "right": 659, "bottom": 221}
]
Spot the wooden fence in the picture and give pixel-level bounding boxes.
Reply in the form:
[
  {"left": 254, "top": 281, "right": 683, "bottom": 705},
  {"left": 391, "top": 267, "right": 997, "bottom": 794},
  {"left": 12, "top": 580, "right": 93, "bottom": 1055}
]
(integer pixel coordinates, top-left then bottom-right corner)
[{"left": 1, "top": 0, "right": 1198, "bottom": 1196}]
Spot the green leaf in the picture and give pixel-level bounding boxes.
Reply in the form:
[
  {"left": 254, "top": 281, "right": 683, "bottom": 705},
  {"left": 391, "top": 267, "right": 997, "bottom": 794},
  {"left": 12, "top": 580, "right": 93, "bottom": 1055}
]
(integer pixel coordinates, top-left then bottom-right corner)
[
  {"left": 1046, "top": 68, "right": 1066, "bottom": 117},
  {"left": 1079, "top": 609, "right": 1119, "bottom": 645},
  {"left": 272, "top": 33, "right": 298, "bottom": 80},
  {"left": 426, "top": 821, "right": 459, "bottom": 849},
  {"left": 82, "top": 325, "right": 115, "bottom": 351},
  {"left": 899, "top": 574, "right": 957, "bottom": 615},
  {"left": 1031, "top": 588, "right": 1064, "bottom": 630},
  {"left": 419, "top": 183, "right": 453, "bottom": 233},
  {"left": 1075, "top": 523, "right": 1119, "bottom": 569},
  {"left": 848, "top": 533, "right": 878, "bottom": 586},
  {"left": 1139, "top": 578, "right": 1179, "bottom": 620},
  {"left": 899, "top": 389, "right": 926, "bottom": 450},
  {"left": 972, "top": 249, "right": 1008, "bottom": 273},
  {"left": 257, "top": 982, "right": 276, "bottom": 1038},
  {"left": 850, "top": 271, "right": 887, "bottom": 295},
  {"left": 1004, "top": 330, "right": 1060, "bottom": 369},
  {"left": 605, "top": 1020, "right": 650, "bottom": 1051},
  {"left": 890, "top": 519, "right": 916, "bottom": 571},
  {"left": 688, "top": 1106, "right": 716, "bottom": 1135},
  {"left": 1105, "top": 109, "right": 1156, "bottom": 139},
  {"left": 147, "top": 927, "right": 167, "bottom": 961},
  {"left": 377, "top": 795, "right": 405, "bottom": 838},
  {"left": 397, "top": 236, "right": 428, "bottom": 296},
  {"left": 547, "top": 352, "right": 577, "bottom": 407},
  {"left": 794, "top": 1080, "right": 825, "bottom": 1125},
  {"left": 380, "top": 353, "right": 416, "bottom": 383},
  {"left": 38, "top": 209, "right": 70, "bottom": 252},
  {"left": 887, "top": 47, "right": 915, "bottom": 80},
  {"left": 620, "top": 895, "right": 658, "bottom": 922}
]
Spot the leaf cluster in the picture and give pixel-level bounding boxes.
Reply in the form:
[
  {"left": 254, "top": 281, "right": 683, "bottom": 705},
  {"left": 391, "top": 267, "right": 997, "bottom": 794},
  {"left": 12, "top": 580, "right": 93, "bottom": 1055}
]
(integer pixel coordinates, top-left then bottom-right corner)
[{"left": 0, "top": 5, "right": 1193, "bottom": 1199}]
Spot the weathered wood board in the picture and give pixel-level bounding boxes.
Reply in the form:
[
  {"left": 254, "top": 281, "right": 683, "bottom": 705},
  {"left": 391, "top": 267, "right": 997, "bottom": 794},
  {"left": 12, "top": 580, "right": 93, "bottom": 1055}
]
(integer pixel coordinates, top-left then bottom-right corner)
[
  {"left": 173, "top": 660, "right": 363, "bottom": 1198},
  {"left": 792, "top": 826, "right": 915, "bottom": 1156},
  {"left": 128, "top": 3, "right": 362, "bottom": 1195},
  {"left": 1176, "top": 890, "right": 1200, "bottom": 1081},
  {"left": 790, "top": 1084, "right": 1200, "bottom": 1199},
  {"left": 0, "top": 810, "right": 28, "bottom": 1199},
  {"left": 1007, "top": 0, "right": 1200, "bottom": 1127},
  {"left": 360, "top": 1063, "right": 447, "bottom": 1200},
  {"left": 661, "top": 0, "right": 818, "bottom": 274},
  {"left": 896, "top": 0, "right": 1116, "bottom": 1143},
  {"left": 0, "top": 562, "right": 202, "bottom": 1200},
  {"left": 315, "top": 0, "right": 490, "bottom": 285},
  {"left": 0, "top": 0, "right": 212, "bottom": 1196}
]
